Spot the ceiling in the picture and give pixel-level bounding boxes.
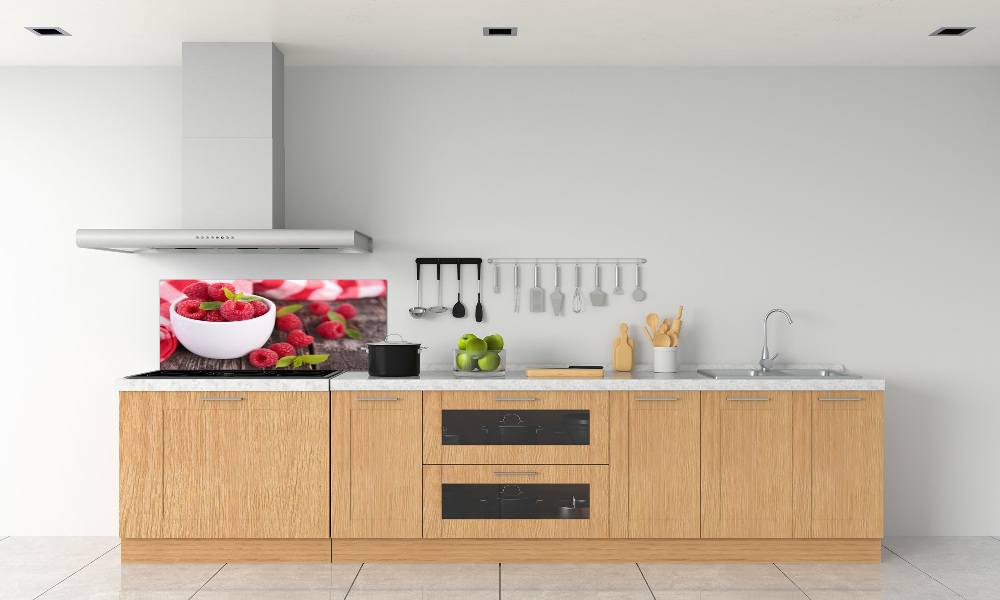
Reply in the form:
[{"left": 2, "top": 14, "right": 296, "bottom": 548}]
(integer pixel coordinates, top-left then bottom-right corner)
[{"left": 3, "top": 0, "right": 998, "bottom": 66}]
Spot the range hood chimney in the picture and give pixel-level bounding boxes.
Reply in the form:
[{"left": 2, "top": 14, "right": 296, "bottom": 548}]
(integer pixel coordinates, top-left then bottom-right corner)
[{"left": 76, "top": 42, "right": 373, "bottom": 254}]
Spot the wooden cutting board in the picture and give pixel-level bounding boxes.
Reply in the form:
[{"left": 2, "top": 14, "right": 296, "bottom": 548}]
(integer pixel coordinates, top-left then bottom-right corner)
[{"left": 525, "top": 367, "right": 605, "bottom": 378}]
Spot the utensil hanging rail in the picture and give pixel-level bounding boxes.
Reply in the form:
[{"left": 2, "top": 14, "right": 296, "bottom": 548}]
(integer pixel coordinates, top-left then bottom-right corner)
[{"left": 487, "top": 258, "right": 646, "bottom": 265}]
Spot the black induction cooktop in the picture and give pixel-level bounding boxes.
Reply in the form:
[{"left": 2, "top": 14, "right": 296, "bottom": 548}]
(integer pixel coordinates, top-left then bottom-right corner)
[{"left": 127, "top": 370, "right": 345, "bottom": 379}]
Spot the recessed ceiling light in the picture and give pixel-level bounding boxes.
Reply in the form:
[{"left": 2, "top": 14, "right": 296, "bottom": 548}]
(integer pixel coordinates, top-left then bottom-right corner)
[
  {"left": 25, "top": 26, "right": 71, "bottom": 36},
  {"left": 929, "top": 27, "right": 975, "bottom": 36},
  {"left": 483, "top": 27, "right": 517, "bottom": 37}
]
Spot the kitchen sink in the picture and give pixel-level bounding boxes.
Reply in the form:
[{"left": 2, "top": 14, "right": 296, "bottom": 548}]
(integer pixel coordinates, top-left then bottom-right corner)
[{"left": 698, "top": 368, "right": 861, "bottom": 379}]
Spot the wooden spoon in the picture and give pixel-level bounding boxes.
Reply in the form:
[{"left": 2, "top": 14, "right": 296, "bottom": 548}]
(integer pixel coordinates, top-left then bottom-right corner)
[
  {"left": 643, "top": 326, "right": 655, "bottom": 346},
  {"left": 653, "top": 323, "right": 670, "bottom": 347},
  {"left": 645, "top": 313, "right": 659, "bottom": 335}
]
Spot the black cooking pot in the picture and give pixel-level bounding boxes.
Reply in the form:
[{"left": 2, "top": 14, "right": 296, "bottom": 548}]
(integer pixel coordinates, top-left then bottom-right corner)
[
  {"left": 362, "top": 334, "right": 425, "bottom": 377},
  {"left": 498, "top": 484, "right": 541, "bottom": 519},
  {"left": 481, "top": 413, "right": 543, "bottom": 445}
]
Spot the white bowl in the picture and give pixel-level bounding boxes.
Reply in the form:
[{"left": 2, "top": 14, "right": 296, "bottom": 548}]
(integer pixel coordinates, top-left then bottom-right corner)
[{"left": 169, "top": 297, "right": 277, "bottom": 360}]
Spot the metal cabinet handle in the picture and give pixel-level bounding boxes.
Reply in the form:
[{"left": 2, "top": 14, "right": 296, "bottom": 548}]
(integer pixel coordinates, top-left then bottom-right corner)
[
  {"left": 494, "top": 397, "right": 537, "bottom": 401},
  {"left": 727, "top": 397, "right": 771, "bottom": 401},
  {"left": 819, "top": 397, "right": 863, "bottom": 402},
  {"left": 636, "top": 397, "right": 679, "bottom": 401},
  {"left": 493, "top": 472, "right": 537, "bottom": 475},
  {"left": 200, "top": 397, "right": 243, "bottom": 402},
  {"left": 357, "top": 397, "right": 400, "bottom": 401}
]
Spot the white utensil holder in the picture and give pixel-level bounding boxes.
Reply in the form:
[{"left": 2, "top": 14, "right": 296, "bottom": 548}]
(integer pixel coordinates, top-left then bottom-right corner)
[{"left": 653, "top": 347, "right": 678, "bottom": 373}]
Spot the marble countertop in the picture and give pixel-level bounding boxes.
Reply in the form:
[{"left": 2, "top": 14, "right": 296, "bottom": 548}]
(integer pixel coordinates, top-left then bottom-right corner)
[{"left": 117, "top": 365, "right": 884, "bottom": 392}]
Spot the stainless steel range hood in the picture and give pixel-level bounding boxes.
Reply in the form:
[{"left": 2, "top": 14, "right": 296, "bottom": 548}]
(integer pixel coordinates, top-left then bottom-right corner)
[{"left": 76, "top": 42, "right": 373, "bottom": 254}]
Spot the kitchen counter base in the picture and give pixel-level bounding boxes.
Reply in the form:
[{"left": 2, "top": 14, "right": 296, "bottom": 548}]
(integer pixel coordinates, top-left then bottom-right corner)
[
  {"left": 121, "top": 538, "right": 880, "bottom": 563},
  {"left": 121, "top": 538, "right": 332, "bottom": 563}
]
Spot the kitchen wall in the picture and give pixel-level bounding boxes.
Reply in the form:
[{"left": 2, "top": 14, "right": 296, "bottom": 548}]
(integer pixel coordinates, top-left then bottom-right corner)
[{"left": 1, "top": 66, "right": 998, "bottom": 536}]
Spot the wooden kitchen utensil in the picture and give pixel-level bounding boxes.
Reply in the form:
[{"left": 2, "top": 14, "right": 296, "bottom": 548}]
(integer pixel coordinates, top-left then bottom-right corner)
[
  {"left": 652, "top": 323, "right": 670, "bottom": 347},
  {"left": 667, "top": 330, "right": 679, "bottom": 347},
  {"left": 670, "top": 305, "right": 683, "bottom": 337},
  {"left": 525, "top": 367, "right": 604, "bottom": 378},
  {"left": 645, "top": 313, "right": 659, "bottom": 335},
  {"left": 643, "top": 326, "right": 655, "bottom": 346},
  {"left": 613, "top": 323, "right": 634, "bottom": 372}
]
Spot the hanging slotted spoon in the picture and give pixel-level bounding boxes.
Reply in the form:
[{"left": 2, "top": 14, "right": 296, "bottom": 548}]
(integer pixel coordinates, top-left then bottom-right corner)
[
  {"left": 572, "top": 264, "right": 583, "bottom": 313},
  {"left": 429, "top": 262, "right": 449, "bottom": 313}
]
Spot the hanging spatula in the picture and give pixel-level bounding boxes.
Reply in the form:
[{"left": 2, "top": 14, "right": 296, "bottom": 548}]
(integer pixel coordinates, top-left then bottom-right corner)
[
  {"left": 550, "top": 265, "right": 565, "bottom": 316},
  {"left": 589, "top": 264, "right": 607, "bottom": 306},
  {"left": 529, "top": 264, "right": 545, "bottom": 312}
]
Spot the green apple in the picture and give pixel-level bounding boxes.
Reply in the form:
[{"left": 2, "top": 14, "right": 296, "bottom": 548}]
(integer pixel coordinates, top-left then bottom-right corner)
[
  {"left": 478, "top": 351, "right": 501, "bottom": 371},
  {"left": 455, "top": 351, "right": 476, "bottom": 371},
  {"left": 457, "top": 334, "right": 478, "bottom": 351},
  {"left": 465, "top": 337, "right": 488, "bottom": 359},
  {"left": 483, "top": 334, "right": 504, "bottom": 351}
]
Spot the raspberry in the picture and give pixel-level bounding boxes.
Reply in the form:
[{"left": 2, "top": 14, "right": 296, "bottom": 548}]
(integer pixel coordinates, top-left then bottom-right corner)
[
  {"left": 181, "top": 281, "right": 211, "bottom": 301},
  {"left": 249, "top": 300, "right": 269, "bottom": 318},
  {"left": 309, "top": 301, "right": 331, "bottom": 316},
  {"left": 220, "top": 299, "right": 254, "bottom": 322},
  {"left": 335, "top": 303, "right": 358, "bottom": 319},
  {"left": 175, "top": 298, "right": 206, "bottom": 320},
  {"left": 248, "top": 348, "right": 279, "bottom": 368},
  {"left": 317, "top": 320, "right": 346, "bottom": 339},
  {"left": 286, "top": 329, "right": 314, "bottom": 347},
  {"left": 268, "top": 342, "right": 296, "bottom": 358},
  {"left": 204, "top": 310, "right": 225, "bottom": 322},
  {"left": 207, "top": 282, "right": 236, "bottom": 301},
  {"left": 276, "top": 314, "right": 302, "bottom": 332}
]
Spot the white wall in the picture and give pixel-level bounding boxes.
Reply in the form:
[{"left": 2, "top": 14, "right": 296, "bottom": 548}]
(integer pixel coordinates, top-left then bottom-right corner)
[{"left": 1, "top": 66, "right": 998, "bottom": 536}]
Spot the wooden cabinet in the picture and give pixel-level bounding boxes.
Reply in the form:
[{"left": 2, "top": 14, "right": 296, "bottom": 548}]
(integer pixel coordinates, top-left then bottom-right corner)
[
  {"left": 423, "top": 391, "right": 609, "bottom": 465},
  {"left": 701, "top": 391, "right": 793, "bottom": 538},
  {"left": 423, "top": 464, "right": 609, "bottom": 538},
  {"left": 121, "top": 391, "right": 330, "bottom": 539},
  {"left": 796, "top": 391, "right": 883, "bottom": 538},
  {"left": 331, "top": 391, "right": 422, "bottom": 538},
  {"left": 625, "top": 392, "right": 700, "bottom": 538}
]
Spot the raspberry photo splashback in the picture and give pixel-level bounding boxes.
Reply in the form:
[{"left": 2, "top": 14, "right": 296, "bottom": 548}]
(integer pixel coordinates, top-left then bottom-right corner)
[{"left": 159, "top": 279, "right": 387, "bottom": 371}]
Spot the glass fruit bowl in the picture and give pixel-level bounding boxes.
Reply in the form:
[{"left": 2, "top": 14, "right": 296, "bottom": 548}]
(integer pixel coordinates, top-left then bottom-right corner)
[{"left": 454, "top": 349, "right": 505, "bottom": 377}]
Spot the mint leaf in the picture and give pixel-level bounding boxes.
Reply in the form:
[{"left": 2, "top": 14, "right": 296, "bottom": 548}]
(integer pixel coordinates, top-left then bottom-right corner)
[
  {"left": 239, "top": 295, "right": 264, "bottom": 302},
  {"left": 199, "top": 301, "right": 223, "bottom": 310},
  {"left": 222, "top": 287, "right": 239, "bottom": 301},
  {"left": 275, "top": 355, "right": 296, "bottom": 368},
  {"left": 293, "top": 357, "right": 304, "bottom": 368},
  {"left": 345, "top": 328, "right": 362, "bottom": 340},
  {"left": 325, "top": 311, "right": 346, "bottom": 324},
  {"left": 276, "top": 304, "right": 302, "bottom": 317},
  {"left": 299, "top": 354, "right": 329, "bottom": 365}
]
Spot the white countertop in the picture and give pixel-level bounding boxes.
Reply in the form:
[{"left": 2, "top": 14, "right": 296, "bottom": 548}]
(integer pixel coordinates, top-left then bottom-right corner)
[{"left": 117, "top": 365, "right": 884, "bottom": 392}]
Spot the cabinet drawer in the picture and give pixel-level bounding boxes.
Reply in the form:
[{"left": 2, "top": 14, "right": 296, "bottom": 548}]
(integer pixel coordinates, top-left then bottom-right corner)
[
  {"left": 423, "top": 391, "right": 609, "bottom": 465},
  {"left": 423, "top": 464, "right": 609, "bottom": 538}
]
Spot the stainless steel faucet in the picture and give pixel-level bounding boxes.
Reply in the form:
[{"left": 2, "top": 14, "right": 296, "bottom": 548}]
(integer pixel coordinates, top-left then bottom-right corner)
[{"left": 760, "top": 308, "right": 793, "bottom": 372}]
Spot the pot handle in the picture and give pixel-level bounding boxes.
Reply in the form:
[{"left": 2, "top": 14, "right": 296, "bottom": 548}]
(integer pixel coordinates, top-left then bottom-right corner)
[{"left": 418, "top": 346, "right": 427, "bottom": 354}]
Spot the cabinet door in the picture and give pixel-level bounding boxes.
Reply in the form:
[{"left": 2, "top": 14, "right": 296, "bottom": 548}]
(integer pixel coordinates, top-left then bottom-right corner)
[
  {"left": 423, "top": 391, "right": 609, "bottom": 465},
  {"left": 702, "top": 391, "right": 793, "bottom": 538},
  {"left": 161, "top": 391, "right": 329, "bottom": 539},
  {"left": 803, "top": 391, "right": 883, "bottom": 538},
  {"left": 627, "top": 392, "right": 700, "bottom": 538},
  {"left": 331, "top": 391, "right": 422, "bottom": 538},
  {"left": 120, "top": 392, "right": 163, "bottom": 538}
]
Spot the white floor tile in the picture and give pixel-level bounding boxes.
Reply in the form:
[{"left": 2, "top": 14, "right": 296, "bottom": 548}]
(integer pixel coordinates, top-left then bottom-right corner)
[
  {"left": 121, "top": 562, "right": 225, "bottom": 591},
  {"left": 638, "top": 563, "right": 798, "bottom": 592},
  {"left": 883, "top": 536, "right": 1000, "bottom": 571},
  {"left": 194, "top": 592, "right": 335, "bottom": 599},
  {"left": 0, "top": 564, "right": 81, "bottom": 600},
  {"left": 203, "top": 563, "right": 360, "bottom": 592},
  {"left": 350, "top": 563, "right": 500, "bottom": 598},
  {"left": 0, "top": 536, "right": 119, "bottom": 568},
  {"left": 501, "top": 563, "right": 651, "bottom": 594}
]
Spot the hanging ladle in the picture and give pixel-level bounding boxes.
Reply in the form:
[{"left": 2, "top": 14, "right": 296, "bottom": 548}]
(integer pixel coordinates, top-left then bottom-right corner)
[
  {"left": 409, "top": 263, "right": 426, "bottom": 318},
  {"left": 429, "top": 262, "right": 449, "bottom": 314}
]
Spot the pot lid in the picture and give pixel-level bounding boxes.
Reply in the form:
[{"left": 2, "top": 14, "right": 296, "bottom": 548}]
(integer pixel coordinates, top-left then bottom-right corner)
[{"left": 367, "top": 333, "right": 421, "bottom": 346}]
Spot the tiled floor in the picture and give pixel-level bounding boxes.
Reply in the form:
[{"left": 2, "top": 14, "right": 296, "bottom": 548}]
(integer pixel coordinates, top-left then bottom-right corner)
[{"left": 0, "top": 537, "right": 997, "bottom": 599}]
